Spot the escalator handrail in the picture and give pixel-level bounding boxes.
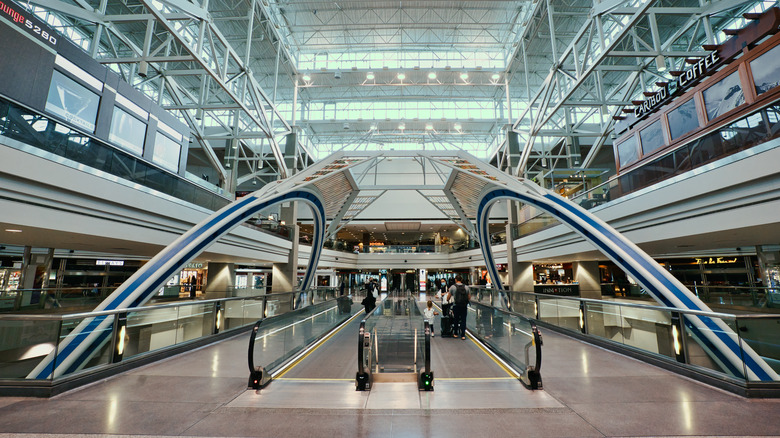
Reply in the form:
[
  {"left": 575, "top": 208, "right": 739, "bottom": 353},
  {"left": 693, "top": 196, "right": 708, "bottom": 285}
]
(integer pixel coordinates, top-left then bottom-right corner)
[
  {"left": 247, "top": 319, "right": 265, "bottom": 374},
  {"left": 358, "top": 319, "right": 367, "bottom": 375},
  {"left": 531, "top": 323, "right": 543, "bottom": 373},
  {"left": 424, "top": 320, "right": 431, "bottom": 374}
]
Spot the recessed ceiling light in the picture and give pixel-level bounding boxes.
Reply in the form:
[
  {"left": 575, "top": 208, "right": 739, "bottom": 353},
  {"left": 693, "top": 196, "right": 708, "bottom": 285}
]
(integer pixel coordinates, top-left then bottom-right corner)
[
  {"left": 428, "top": 72, "right": 436, "bottom": 79},
  {"left": 302, "top": 74, "right": 311, "bottom": 81},
  {"left": 460, "top": 72, "right": 469, "bottom": 80},
  {"left": 366, "top": 72, "right": 375, "bottom": 80},
  {"left": 425, "top": 123, "right": 433, "bottom": 130},
  {"left": 491, "top": 73, "right": 501, "bottom": 80},
  {"left": 5, "top": 229, "right": 22, "bottom": 233},
  {"left": 397, "top": 72, "right": 406, "bottom": 80}
]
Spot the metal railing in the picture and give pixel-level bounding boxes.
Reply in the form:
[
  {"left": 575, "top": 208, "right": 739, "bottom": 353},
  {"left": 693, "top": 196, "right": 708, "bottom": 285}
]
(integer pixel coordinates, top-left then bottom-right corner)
[
  {"left": 0, "top": 288, "right": 343, "bottom": 396},
  {"left": 469, "top": 286, "right": 780, "bottom": 393}
]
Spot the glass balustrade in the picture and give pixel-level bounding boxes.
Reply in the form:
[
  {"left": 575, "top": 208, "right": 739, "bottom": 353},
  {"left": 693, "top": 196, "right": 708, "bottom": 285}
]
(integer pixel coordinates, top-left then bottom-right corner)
[
  {"left": 0, "top": 289, "right": 346, "bottom": 383},
  {"left": 468, "top": 287, "right": 780, "bottom": 385}
]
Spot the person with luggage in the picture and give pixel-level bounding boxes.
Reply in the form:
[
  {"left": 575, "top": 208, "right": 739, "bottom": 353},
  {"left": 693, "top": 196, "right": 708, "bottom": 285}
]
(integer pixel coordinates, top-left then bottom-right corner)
[
  {"left": 422, "top": 300, "right": 439, "bottom": 337},
  {"left": 449, "top": 275, "right": 470, "bottom": 340}
]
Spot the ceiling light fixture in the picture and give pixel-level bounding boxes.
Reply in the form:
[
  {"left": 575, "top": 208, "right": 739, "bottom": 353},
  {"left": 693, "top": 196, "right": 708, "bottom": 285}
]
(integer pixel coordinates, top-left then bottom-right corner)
[
  {"left": 425, "top": 123, "right": 433, "bottom": 130},
  {"left": 460, "top": 72, "right": 469, "bottom": 80},
  {"left": 491, "top": 73, "right": 501, "bottom": 80},
  {"left": 397, "top": 73, "right": 406, "bottom": 80},
  {"left": 398, "top": 123, "right": 405, "bottom": 130},
  {"left": 428, "top": 72, "right": 436, "bottom": 79},
  {"left": 5, "top": 229, "right": 22, "bottom": 233},
  {"left": 454, "top": 123, "right": 462, "bottom": 131},
  {"left": 366, "top": 72, "right": 375, "bottom": 80},
  {"left": 301, "top": 74, "right": 311, "bottom": 81}
]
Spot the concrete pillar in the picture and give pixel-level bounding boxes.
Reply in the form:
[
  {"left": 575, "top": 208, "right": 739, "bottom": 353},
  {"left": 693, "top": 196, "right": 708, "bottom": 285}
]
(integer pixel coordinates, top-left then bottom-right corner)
[
  {"left": 574, "top": 261, "right": 602, "bottom": 299},
  {"left": 511, "top": 262, "right": 535, "bottom": 292},
  {"left": 204, "top": 262, "right": 236, "bottom": 299},
  {"left": 273, "top": 202, "right": 300, "bottom": 292}
]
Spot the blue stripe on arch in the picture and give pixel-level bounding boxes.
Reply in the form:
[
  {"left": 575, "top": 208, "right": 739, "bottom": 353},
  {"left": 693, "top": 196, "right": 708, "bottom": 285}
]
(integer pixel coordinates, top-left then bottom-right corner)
[
  {"left": 477, "top": 187, "right": 769, "bottom": 381},
  {"left": 36, "top": 190, "right": 326, "bottom": 380}
]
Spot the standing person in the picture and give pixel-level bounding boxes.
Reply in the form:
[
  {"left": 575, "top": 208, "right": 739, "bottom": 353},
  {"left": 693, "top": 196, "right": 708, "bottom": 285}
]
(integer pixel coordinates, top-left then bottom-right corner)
[
  {"left": 422, "top": 300, "right": 439, "bottom": 337},
  {"left": 339, "top": 281, "right": 346, "bottom": 296},
  {"left": 361, "top": 292, "right": 376, "bottom": 314},
  {"left": 450, "top": 275, "right": 470, "bottom": 340}
]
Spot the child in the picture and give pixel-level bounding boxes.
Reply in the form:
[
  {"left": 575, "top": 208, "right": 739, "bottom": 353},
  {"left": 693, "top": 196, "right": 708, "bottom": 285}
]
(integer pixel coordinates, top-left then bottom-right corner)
[{"left": 423, "top": 300, "right": 439, "bottom": 337}]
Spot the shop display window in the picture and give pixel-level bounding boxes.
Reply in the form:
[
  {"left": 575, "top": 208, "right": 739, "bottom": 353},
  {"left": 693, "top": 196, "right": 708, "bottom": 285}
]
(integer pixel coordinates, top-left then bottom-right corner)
[
  {"left": 45, "top": 70, "right": 100, "bottom": 132},
  {"left": 702, "top": 71, "right": 744, "bottom": 121},
  {"left": 109, "top": 106, "right": 146, "bottom": 156},
  {"left": 750, "top": 44, "right": 780, "bottom": 95},
  {"left": 616, "top": 135, "right": 639, "bottom": 168},
  {"left": 152, "top": 133, "right": 181, "bottom": 172},
  {"left": 639, "top": 120, "right": 665, "bottom": 156},
  {"left": 668, "top": 98, "right": 699, "bottom": 140}
]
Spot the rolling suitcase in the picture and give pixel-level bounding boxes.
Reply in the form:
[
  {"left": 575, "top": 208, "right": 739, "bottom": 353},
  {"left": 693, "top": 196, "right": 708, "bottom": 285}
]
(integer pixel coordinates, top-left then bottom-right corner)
[{"left": 440, "top": 314, "right": 453, "bottom": 337}]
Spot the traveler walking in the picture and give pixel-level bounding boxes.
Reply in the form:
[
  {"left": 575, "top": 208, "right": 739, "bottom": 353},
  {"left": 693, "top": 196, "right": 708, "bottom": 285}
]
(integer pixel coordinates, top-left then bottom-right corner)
[{"left": 450, "top": 275, "right": 470, "bottom": 340}]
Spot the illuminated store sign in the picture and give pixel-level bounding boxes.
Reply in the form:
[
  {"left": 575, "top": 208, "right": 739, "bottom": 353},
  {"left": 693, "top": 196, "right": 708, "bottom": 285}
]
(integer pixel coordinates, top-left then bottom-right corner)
[
  {"left": 634, "top": 51, "right": 720, "bottom": 119},
  {"left": 0, "top": 0, "right": 57, "bottom": 48},
  {"left": 695, "top": 257, "right": 738, "bottom": 265},
  {"left": 96, "top": 260, "right": 124, "bottom": 266}
]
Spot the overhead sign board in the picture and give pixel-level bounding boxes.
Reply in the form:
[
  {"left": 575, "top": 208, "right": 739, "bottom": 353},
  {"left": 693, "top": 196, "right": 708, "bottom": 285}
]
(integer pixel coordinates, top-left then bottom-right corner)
[{"left": 0, "top": 0, "right": 57, "bottom": 48}]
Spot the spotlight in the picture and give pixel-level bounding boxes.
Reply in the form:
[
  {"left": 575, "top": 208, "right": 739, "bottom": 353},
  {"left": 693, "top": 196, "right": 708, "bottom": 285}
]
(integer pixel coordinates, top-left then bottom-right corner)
[
  {"left": 491, "top": 73, "right": 501, "bottom": 80},
  {"left": 366, "top": 72, "right": 375, "bottom": 80},
  {"left": 425, "top": 123, "right": 433, "bottom": 130},
  {"left": 397, "top": 72, "right": 406, "bottom": 80},
  {"left": 302, "top": 74, "right": 311, "bottom": 81},
  {"left": 460, "top": 72, "right": 469, "bottom": 80},
  {"left": 428, "top": 72, "right": 437, "bottom": 79}
]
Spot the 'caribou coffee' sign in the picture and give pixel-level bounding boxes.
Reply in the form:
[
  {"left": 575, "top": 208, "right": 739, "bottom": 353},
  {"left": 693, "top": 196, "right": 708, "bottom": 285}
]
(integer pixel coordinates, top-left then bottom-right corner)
[{"left": 634, "top": 51, "right": 720, "bottom": 119}]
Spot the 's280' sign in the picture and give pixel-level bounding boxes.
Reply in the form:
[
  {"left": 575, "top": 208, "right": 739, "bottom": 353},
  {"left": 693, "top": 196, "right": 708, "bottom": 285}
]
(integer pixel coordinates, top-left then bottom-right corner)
[{"left": 0, "top": 0, "right": 58, "bottom": 48}]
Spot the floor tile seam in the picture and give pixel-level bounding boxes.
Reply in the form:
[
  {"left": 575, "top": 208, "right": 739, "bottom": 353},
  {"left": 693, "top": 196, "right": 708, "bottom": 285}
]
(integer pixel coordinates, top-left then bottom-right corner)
[{"left": 215, "top": 406, "right": 574, "bottom": 414}]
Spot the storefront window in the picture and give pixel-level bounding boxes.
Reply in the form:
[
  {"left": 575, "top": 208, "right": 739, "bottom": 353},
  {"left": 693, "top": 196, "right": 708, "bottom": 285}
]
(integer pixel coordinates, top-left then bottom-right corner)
[
  {"left": 109, "top": 107, "right": 145, "bottom": 156},
  {"left": 667, "top": 98, "right": 699, "bottom": 140},
  {"left": 153, "top": 133, "right": 181, "bottom": 172},
  {"left": 617, "top": 135, "right": 639, "bottom": 168},
  {"left": 45, "top": 70, "right": 100, "bottom": 132},
  {"left": 750, "top": 44, "right": 780, "bottom": 95},
  {"left": 703, "top": 71, "right": 744, "bottom": 121},
  {"left": 639, "top": 120, "right": 665, "bottom": 156}
]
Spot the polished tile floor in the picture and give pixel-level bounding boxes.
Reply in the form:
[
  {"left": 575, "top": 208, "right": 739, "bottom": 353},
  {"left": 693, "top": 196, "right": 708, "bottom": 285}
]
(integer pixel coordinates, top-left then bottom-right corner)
[{"left": 1, "top": 322, "right": 779, "bottom": 437}]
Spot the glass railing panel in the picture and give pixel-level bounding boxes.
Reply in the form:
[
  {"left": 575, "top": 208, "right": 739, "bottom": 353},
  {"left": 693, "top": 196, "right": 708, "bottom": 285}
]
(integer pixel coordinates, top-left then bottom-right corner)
[
  {"left": 614, "top": 306, "right": 674, "bottom": 359},
  {"left": 467, "top": 302, "right": 541, "bottom": 388},
  {"left": 0, "top": 97, "right": 231, "bottom": 211},
  {"left": 175, "top": 303, "right": 215, "bottom": 344},
  {"left": 123, "top": 307, "right": 180, "bottom": 360},
  {"left": 585, "top": 302, "right": 626, "bottom": 345},
  {"left": 735, "top": 316, "right": 780, "bottom": 379},
  {"left": 509, "top": 291, "right": 537, "bottom": 317},
  {"left": 0, "top": 318, "right": 61, "bottom": 379},
  {"left": 55, "top": 314, "right": 115, "bottom": 378},
  {"left": 249, "top": 298, "right": 350, "bottom": 374},
  {"left": 266, "top": 294, "right": 293, "bottom": 317},
  {"left": 682, "top": 316, "right": 743, "bottom": 379},
  {"left": 537, "top": 297, "right": 579, "bottom": 331},
  {"left": 238, "top": 297, "right": 266, "bottom": 328}
]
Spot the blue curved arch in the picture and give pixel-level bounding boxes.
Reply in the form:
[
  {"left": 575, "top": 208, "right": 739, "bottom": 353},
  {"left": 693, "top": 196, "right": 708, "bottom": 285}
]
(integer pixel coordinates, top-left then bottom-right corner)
[
  {"left": 476, "top": 185, "right": 778, "bottom": 382},
  {"left": 30, "top": 188, "right": 326, "bottom": 379}
]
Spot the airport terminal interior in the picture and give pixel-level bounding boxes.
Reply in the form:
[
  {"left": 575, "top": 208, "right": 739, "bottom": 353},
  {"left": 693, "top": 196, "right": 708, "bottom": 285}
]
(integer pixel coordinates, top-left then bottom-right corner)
[{"left": 2, "top": 0, "right": 780, "bottom": 436}]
